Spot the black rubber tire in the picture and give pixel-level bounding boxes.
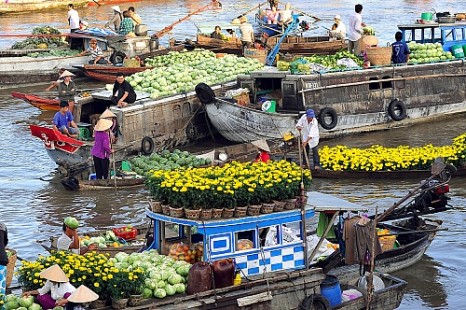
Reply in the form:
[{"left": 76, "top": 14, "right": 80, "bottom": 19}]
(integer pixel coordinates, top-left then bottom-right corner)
[
  {"left": 300, "top": 294, "right": 331, "bottom": 310},
  {"left": 318, "top": 107, "right": 338, "bottom": 130},
  {"left": 186, "top": 122, "right": 200, "bottom": 140},
  {"left": 388, "top": 100, "right": 407, "bottom": 121},
  {"left": 141, "top": 136, "right": 155, "bottom": 155},
  {"left": 195, "top": 83, "right": 216, "bottom": 104},
  {"left": 111, "top": 51, "right": 127, "bottom": 65}
]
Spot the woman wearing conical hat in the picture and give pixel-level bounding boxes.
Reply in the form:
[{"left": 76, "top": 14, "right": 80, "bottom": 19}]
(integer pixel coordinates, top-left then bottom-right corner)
[
  {"left": 23, "top": 264, "right": 76, "bottom": 310},
  {"left": 99, "top": 109, "right": 118, "bottom": 143},
  {"left": 252, "top": 139, "right": 271, "bottom": 163},
  {"left": 67, "top": 285, "right": 99, "bottom": 310},
  {"left": 91, "top": 119, "right": 113, "bottom": 180}
]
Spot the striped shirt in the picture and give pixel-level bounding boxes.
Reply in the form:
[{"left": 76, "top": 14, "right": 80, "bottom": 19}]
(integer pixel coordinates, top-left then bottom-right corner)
[{"left": 87, "top": 45, "right": 104, "bottom": 60}]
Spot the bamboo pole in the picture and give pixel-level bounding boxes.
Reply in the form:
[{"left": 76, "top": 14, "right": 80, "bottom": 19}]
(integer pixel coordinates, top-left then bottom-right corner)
[{"left": 366, "top": 206, "right": 378, "bottom": 310}]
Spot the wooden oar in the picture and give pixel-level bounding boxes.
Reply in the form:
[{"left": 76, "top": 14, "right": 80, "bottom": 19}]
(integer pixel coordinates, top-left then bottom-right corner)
[
  {"left": 91, "top": 0, "right": 101, "bottom": 6},
  {"left": 233, "top": 1, "right": 268, "bottom": 21},
  {"left": 111, "top": 150, "right": 117, "bottom": 188}
]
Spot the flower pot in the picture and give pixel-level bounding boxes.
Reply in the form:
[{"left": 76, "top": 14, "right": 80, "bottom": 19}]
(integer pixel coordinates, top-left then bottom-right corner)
[
  {"left": 247, "top": 204, "right": 261, "bottom": 216},
  {"left": 212, "top": 208, "right": 224, "bottom": 219},
  {"left": 261, "top": 202, "right": 275, "bottom": 214},
  {"left": 169, "top": 206, "right": 185, "bottom": 218},
  {"left": 295, "top": 195, "right": 308, "bottom": 209},
  {"left": 185, "top": 208, "right": 202, "bottom": 220},
  {"left": 285, "top": 198, "right": 297, "bottom": 210},
  {"left": 273, "top": 200, "right": 286, "bottom": 212},
  {"left": 90, "top": 299, "right": 107, "bottom": 309},
  {"left": 128, "top": 294, "right": 143, "bottom": 307},
  {"left": 162, "top": 204, "right": 171, "bottom": 215},
  {"left": 222, "top": 208, "right": 234, "bottom": 218},
  {"left": 148, "top": 198, "right": 162, "bottom": 213},
  {"left": 234, "top": 206, "right": 248, "bottom": 218},
  {"left": 200, "top": 208, "right": 213, "bottom": 220},
  {"left": 111, "top": 298, "right": 128, "bottom": 309}
]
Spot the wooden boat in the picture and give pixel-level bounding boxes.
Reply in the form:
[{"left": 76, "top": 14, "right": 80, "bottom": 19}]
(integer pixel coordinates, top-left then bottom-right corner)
[
  {"left": 11, "top": 91, "right": 62, "bottom": 111},
  {"left": 0, "top": 0, "right": 88, "bottom": 15},
  {"left": 60, "top": 176, "right": 146, "bottom": 190}
]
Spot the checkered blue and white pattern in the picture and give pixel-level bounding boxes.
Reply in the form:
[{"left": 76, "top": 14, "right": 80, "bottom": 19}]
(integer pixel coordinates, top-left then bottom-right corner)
[
  {"left": 234, "top": 244, "right": 305, "bottom": 276},
  {"left": 0, "top": 265, "right": 7, "bottom": 295}
]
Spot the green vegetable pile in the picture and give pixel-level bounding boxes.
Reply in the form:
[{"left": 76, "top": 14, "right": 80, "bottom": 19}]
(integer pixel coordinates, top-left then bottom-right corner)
[
  {"left": 11, "top": 26, "right": 68, "bottom": 50},
  {"left": 303, "top": 50, "right": 363, "bottom": 69},
  {"left": 2, "top": 295, "right": 41, "bottom": 310},
  {"left": 407, "top": 42, "right": 455, "bottom": 64},
  {"left": 127, "top": 49, "right": 264, "bottom": 99},
  {"left": 26, "top": 49, "right": 80, "bottom": 58},
  {"left": 130, "top": 149, "right": 212, "bottom": 176},
  {"left": 112, "top": 251, "right": 190, "bottom": 299}
]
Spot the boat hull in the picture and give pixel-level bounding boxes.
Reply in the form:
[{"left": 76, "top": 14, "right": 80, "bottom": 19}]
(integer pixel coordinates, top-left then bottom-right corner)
[
  {"left": 311, "top": 167, "right": 466, "bottom": 179},
  {"left": 12, "top": 91, "right": 63, "bottom": 111},
  {"left": 0, "top": 0, "right": 88, "bottom": 14}
]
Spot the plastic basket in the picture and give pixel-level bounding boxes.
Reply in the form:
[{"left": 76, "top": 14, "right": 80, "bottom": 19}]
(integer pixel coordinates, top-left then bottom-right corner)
[
  {"left": 112, "top": 227, "right": 138, "bottom": 240},
  {"left": 6, "top": 248, "right": 17, "bottom": 288},
  {"left": 366, "top": 47, "right": 392, "bottom": 66},
  {"left": 379, "top": 235, "right": 396, "bottom": 252}
]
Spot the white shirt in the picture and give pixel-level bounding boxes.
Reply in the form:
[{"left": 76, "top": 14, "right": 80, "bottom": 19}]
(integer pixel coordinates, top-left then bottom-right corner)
[
  {"left": 239, "top": 23, "right": 254, "bottom": 43},
  {"left": 347, "top": 12, "right": 363, "bottom": 42},
  {"left": 57, "top": 233, "right": 80, "bottom": 255},
  {"left": 296, "top": 115, "right": 320, "bottom": 148},
  {"left": 280, "top": 9, "right": 292, "bottom": 24},
  {"left": 331, "top": 21, "right": 346, "bottom": 39},
  {"left": 38, "top": 280, "right": 76, "bottom": 300},
  {"left": 68, "top": 9, "right": 80, "bottom": 30}
]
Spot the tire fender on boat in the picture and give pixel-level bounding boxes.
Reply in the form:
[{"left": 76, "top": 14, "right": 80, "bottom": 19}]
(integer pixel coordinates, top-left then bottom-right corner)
[
  {"left": 318, "top": 107, "right": 338, "bottom": 130},
  {"left": 141, "top": 136, "right": 155, "bottom": 155},
  {"left": 300, "top": 294, "right": 331, "bottom": 310},
  {"left": 186, "top": 122, "right": 200, "bottom": 140},
  {"left": 195, "top": 83, "right": 215, "bottom": 104},
  {"left": 387, "top": 99, "right": 407, "bottom": 121},
  {"left": 111, "top": 51, "right": 127, "bottom": 65}
]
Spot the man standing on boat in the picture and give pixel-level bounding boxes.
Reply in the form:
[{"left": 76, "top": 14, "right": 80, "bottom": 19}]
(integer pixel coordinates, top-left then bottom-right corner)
[
  {"left": 53, "top": 101, "right": 79, "bottom": 138},
  {"left": 239, "top": 16, "right": 254, "bottom": 48},
  {"left": 392, "top": 31, "right": 410, "bottom": 65},
  {"left": 296, "top": 109, "right": 320, "bottom": 170},
  {"left": 68, "top": 4, "right": 80, "bottom": 49},
  {"left": 0, "top": 222, "right": 8, "bottom": 296},
  {"left": 347, "top": 4, "right": 366, "bottom": 54}
]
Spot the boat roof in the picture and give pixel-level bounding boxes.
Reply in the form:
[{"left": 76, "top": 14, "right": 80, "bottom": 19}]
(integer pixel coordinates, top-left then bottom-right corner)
[
  {"left": 194, "top": 22, "right": 240, "bottom": 34},
  {"left": 398, "top": 22, "right": 466, "bottom": 30},
  {"left": 306, "top": 191, "right": 368, "bottom": 212}
]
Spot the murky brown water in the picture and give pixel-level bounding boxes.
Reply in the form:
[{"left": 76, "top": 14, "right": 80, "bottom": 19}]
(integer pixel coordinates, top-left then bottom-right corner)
[{"left": 1, "top": 0, "right": 466, "bottom": 308}]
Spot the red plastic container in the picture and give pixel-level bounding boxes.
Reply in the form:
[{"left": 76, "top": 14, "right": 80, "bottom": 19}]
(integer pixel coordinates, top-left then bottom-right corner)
[{"left": 112, "top": 227, "right": 137, "bottom": 240}]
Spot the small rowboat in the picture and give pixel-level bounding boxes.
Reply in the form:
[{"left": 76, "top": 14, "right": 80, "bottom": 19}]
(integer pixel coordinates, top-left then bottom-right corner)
[
  {"left": 12, "top": 91, "right": 64, "bottom": 111},
  {"left": 60, "top": 176, "right": 146, "bottom": 191},
  {"left": 77, "top": 65, "right": 152, "bottom": 83}
]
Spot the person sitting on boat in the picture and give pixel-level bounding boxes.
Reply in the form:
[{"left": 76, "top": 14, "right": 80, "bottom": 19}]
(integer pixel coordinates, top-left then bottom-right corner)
[
  {"left": 57, "top": 70, "right": 77, "bottom": 103},
  {"left": 91, "top": 119, "right": 113, "bottom": 180},
  {"left": 57, "top": 217, "right": 97, "bottom": 255},
  {"left": 100, "top": 109, "right": 119, "bottom": 143},
  {"left": 111, "top": 72, "right": 137, "bottom": 108},
  {"left": 128, "top": 6, "right": 142, "bottom": 26},
  {"left": 66, "top": 285, "right": 99, "bottom": 310},
  {"left": 252, "top": 139, "right": 271, "bottom": 163},
  {"left": 78, "top": 38, "right": 112, "bottom": 65},
  {"left": 296, "top": 109, "right": 321, "bottom": 170},
  {"left": 211, "top": 25, "right": 223, "bottom": 40},
  {"left": 239, "top": 16, "right": 254, "bottom": 48},
  {"left": 118, "top": 11, "right": 136, "bottom": 36},
  {"left": 278, "top": 3, "right": 293, "bottom": 26},
  {"left": 105, "top": 6, "right": 123, "bottom": 32},
  {"left": 45, "top": 68, "right": 66, "bottom": 92},
  {"left": 329, "top": 15, "right": 346, "bottom": 40},
  {"left": 53, "top": 101, "right": 79, "bottom": 138},
  {"left": 0, "top": 222, "right": 8, "bottom": 296},
  {"left": 23, "top": 264, "right": 76, "bottom": 310},
  {"left": 391, "top": 31, "right": 410, "bottom": 65},
  {"left": 266, "top": 6, "right": 279, "bottom": 24}
]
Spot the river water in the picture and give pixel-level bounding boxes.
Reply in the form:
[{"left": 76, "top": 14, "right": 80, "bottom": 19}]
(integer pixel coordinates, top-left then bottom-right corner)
[{"left": 1, "top": 0, "right": 466, "bottom": 309}]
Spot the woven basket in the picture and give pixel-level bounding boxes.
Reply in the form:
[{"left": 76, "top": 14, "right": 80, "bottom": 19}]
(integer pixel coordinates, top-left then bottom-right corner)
[
  {"left": 6, "top": 248, "right": 17, "bottom": 288},
  {"left": 365, "top": 47, "right": 392, "bottom": 66}
]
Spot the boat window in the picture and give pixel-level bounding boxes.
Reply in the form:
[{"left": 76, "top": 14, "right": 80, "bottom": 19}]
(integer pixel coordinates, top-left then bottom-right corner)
[
  {"left": 381, "top": 76, "right": 392, "bottom": 89},
  {"left": 282, "top": 222, "right": 302, "bottom": 244},
  {"left": 235, "top": 230, "right": 256, "bottom": 251},
  {"left": 260, "top": 226, "right": 280, "bottom": 247},
  {"left": 369, "top": 77, "right": 380, "bottom": 90}
]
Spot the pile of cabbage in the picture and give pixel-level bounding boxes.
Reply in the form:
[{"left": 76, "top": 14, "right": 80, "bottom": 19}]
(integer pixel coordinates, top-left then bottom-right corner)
[
  {"left": 2, "top": 295, "right": 45, "bottom": 310},
  {"left": 407, "top": 42, "right": 455, "bottom": 64},
  {"left": 112, "top": 250, "right": 191, "bottom": 299},
  {"left": 127, "top": 49, "right": 264, "bottom": 99}
]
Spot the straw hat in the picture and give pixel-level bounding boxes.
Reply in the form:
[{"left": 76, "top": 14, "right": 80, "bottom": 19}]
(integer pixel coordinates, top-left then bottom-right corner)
[
  {"left": 231, "top": 18, "right": 241, "bottom": 25},
  {"left": 94, "top": 119, "right": 113, "bottom": 131},
  {"left": 251, "top": 139, "right": 270, "bottom": 152},
  {"left": 100, "top": 109, "right": 116, "bottom": 119},
  {"left": 334, "top": 15, "right": 341, "bottom": 20},
  {"left": 111, "top": 6, "right": 121, "bottom": 13},
  {"left": 239, "top": 16, "right": 248, "bottom": 23},
  {"left": 40, "top": 264, "right": 69, "bottom": 283},
  {"left": 59, "top": 70, "right": 75, "bottom": 78},
  {"left": 67, "top": 285, "right": 99, "bottom": 303}
]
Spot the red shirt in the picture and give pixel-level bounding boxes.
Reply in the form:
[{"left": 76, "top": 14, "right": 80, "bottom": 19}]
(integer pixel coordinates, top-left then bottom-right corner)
[{"left": 255, "top": 151, "right": 270, "bottom": 163}]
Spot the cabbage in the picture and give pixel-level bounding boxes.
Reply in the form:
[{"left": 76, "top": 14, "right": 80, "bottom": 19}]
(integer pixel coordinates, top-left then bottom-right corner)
[
  {"left": 17, "top": 307, "right": 28, "bottom": 310},
  {"left": 52, "top": 307, "right": 64, "bottom": 310},
  {"left": 4, "top": 301, "right": 18, "bottom": 310},
  {"left": 156, "top": 280, "right": 166, "bottom": 289},
  {"left": 168, "top": 274, "right": 182, "bottom": 285},
  {"left": 173, "top": 283, "right": 186, "bottom": 294},
  {"left": 165, "top": 284, "right": 176, "bottom": 296},
  {"left": 29, "top": 303, "right": 42, "bottom": 310},
  {"left": 114, "top": 252, "right": 129, "bottom": 263},
  {"left": 176, "top": 265, "right": 190, "bottom": 277},
  {"left": 142, "top": 287, "right": 152, "bottom": 299},
  {"left": 160, "top": 270, "right": 171, "bottom": 281},
  {"left": 4, "top": 295, "right": 18, "bottom": 303},
  {"left": 18, "top": 296, "right": 34, "bottom": 308},
  {"left": 153, "top": 288, "right": 167, "bottom": 299}
]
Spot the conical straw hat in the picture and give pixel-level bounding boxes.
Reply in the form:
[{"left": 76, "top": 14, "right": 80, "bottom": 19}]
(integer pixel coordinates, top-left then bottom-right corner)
[
  {"left": 100, "top": 109, "right": 116, "bottom": 119},
  {"left": 94, "top": 119, "right": 113, "bottom": 131},
  {"left": 67, "top": 285, "right": 99, "bottom": 303},
  {"left": 251, "top": 139, "right": 270, "bottom": 152},
  {"left": 59, "top": 70, "right": 75, "bottom": 78},
  {"left": 39, "top": 264, "right": 69, "bottom": 283}
]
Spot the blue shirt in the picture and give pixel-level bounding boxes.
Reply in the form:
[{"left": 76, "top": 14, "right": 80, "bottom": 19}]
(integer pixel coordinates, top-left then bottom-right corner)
[
  {"left": 392, "top": 41, "right": 410, "bottom": 64},
  {"left": 53, "top": 111, "right": 74, "bottom": 129}
]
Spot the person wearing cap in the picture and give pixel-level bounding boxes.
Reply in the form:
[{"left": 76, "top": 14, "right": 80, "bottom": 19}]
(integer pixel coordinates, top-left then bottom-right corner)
[
  {"left": 330, "top": 15, "right": 346, "bottom": 40},
  {"left": 128, "top": 6, "right": 142, "bottom": 26},
  {"left": 67, "top": 285, "right": 99, "bottom": 310},
  {"left": 57, "top": 217, "right": 97, "bottom": 255},
  {"left": 105, "top": 6, "right": 123, "bottom": 31},
  {"left": 239, "top": 16, "right": 254, "bottom": 48},
  {"left": 53, "top": 101, "right": 79, "bottom": 138},
  {"left": 118, "top": 10, "right": 136, "bottom": 36},
  {"left": 91, "top": 119, "right": 113, "bottom": 179},
  {"left": 0, "top": 222, "right": 8, "bottom": 296},
  {"left": 23, "top": 264, "right": 76, "bottom": 310},
  {"left": 252, "top": 140, "right": 271, "bottom": 163},
  {"left": 296, "top": 109, "right": 320, "bottom": 170},
  {"left": 111, "top": 72, "right": 137, "bottom": 107},
  {"left": 100, "top": 109, "right": 119, "bottom": 143},
  {"left": 57, "top": 70, "right": 77, "bottom": 103},
  {"left": 78, "top": 38, "right": 111, "bottom": 65},
  {"left": 211, "top": 25, "right": 223, "bottom": 40}
]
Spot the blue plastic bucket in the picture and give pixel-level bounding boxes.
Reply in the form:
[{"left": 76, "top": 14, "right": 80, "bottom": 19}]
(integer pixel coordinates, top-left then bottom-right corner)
[{"left": 320, "top": 275, "right": 342, "bottom": 307}]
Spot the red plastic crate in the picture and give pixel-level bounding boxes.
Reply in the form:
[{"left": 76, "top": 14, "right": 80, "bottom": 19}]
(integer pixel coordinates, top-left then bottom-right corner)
[{"left": 112, "top": 227, "right": 137, "bottom": 240}]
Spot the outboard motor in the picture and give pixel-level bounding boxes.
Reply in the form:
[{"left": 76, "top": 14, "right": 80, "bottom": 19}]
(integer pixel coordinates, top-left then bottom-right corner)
[{"left": 412, "top": 179, "right": 450, "bottom": 212}]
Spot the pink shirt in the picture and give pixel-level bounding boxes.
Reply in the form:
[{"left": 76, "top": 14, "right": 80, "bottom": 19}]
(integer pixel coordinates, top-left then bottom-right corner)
[{"left": 91, "top": 131, "right": 111, "bottom": 159}]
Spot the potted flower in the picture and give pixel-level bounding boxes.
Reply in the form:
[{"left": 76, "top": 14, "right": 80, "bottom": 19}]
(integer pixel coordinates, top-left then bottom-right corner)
[{"left": 107, "top": 268, "right": 144, "bottom": 309}]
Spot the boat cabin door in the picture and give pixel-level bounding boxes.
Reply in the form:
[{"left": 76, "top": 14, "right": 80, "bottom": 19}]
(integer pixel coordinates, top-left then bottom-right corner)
[{"left": 282, "top": 80, "right": 302, "bottom": 111}]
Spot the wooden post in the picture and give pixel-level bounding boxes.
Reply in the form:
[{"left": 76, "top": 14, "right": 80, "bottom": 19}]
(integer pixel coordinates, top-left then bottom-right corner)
[{"left": 366, "top": 206, "right": 378, "bottom": 310}]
